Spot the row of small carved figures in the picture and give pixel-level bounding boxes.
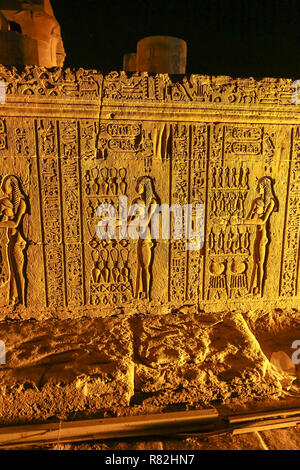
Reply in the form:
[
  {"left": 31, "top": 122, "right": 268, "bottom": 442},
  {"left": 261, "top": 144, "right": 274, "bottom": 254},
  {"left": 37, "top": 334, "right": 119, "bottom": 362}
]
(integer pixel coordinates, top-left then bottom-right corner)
[
  {"left": 210, "top": 191, "right": 247, "bottom": 217},
  {"left": 85, "top": 168, "right": 127, "bottom": 196},
  {"left": 91, "top": 247, "right": 130, "bottom": 284},
  {"left": 208, "top": 227, "right": 251, "bottom": 255},
  {"left": 211, "top": 167, "right": 249, "bottom": 189}
]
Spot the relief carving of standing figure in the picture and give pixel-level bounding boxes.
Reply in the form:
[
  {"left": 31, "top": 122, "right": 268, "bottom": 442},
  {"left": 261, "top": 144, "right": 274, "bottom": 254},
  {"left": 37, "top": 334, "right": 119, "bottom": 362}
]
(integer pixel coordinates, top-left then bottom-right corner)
[
  {"left": 130, "top": 176, "right": 159, "bottom": 300},
  {"left": 0, "top": 176, "right": 28, "bottom": 306},
  {"left": 243, "top": 176, "right": 278, "bottom": 296}
]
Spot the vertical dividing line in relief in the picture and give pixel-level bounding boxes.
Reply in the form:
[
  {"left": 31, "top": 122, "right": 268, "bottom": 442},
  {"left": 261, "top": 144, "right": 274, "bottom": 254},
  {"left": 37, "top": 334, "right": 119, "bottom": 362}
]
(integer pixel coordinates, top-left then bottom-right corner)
[
  {"left": 186, "top": 123, "right": 192, "bottom": 301},
  {"left": 202, "top": 124, "right": 211, "bottom": 301},
  {"left": 168, "top": 124, "right": 173, "bottom": 303},
  {"left": 198, "top": 124, "right": 208, "bottom": 306},
  {"left": 56, "top": 121, "right": 67, "bottom": 307},
  {"left": 295, "top": 134, "right": 300, "bottom": 297},
  {"left": 77, "top": 121, "right": 86, "bottom": 305},
  {"left": 222, "top": 125, "right": 225, "bottom": 168},
  {"left": 297, "top": 216, "right": 300, "bottom": 297},
  {"left": 34, "top": 119, "right": 49, "bottom": 307},
  {"left": 97, "top": 75, "right": 105, "bottom": 151},
  {"left": 92, "top": 75, "right": 105, "bottom": 307},
  {"left": 279, "top": 127, "right": 293, "bottom": 296},
  {"left": 195, "top": 124, "right": 202, "bottom": 307},
  {"left": 295, "top": 134, "right": 300, "bottom": 295}
]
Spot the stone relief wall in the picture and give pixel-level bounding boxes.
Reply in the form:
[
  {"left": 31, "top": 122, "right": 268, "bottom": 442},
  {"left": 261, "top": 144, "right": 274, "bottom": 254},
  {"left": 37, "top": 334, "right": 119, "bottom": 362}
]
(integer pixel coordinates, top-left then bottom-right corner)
[{"left": 0, "top": 66, "right": 299, "bottom": 317}]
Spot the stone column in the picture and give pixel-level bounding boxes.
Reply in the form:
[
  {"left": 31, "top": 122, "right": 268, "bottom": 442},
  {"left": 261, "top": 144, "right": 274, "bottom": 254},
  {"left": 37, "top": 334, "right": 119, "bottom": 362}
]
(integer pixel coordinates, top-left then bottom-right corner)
[{"left": 136, "top": 36, "right": 187, "bottom": 74}]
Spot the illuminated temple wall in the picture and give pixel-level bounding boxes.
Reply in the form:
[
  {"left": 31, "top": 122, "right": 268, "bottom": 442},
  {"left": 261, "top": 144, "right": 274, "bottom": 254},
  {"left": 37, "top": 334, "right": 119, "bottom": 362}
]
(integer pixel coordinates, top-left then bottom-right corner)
[{"left": 0, "top": 66, "right": 299, "bottom": 319}]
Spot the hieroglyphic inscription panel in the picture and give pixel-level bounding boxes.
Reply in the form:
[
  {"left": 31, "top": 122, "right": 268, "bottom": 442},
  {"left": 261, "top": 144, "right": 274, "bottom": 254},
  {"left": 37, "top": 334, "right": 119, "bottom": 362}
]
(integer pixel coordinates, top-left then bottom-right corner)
[
  {"left": 0, "top": 67, "right": 299, "bottom": 314},
  {"left": 280, "top": 127, "right": 300, "bottom": 297},
  {"left": 36, "top": 119, "right": 65, "bottom": 307}
]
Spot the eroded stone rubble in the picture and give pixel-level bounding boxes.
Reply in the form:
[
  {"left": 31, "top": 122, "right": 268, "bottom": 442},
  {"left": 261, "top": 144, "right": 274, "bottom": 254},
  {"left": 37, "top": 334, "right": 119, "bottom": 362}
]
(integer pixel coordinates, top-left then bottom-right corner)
[{"left": 0, "top": 309, "right": 299, "bottom": 427}]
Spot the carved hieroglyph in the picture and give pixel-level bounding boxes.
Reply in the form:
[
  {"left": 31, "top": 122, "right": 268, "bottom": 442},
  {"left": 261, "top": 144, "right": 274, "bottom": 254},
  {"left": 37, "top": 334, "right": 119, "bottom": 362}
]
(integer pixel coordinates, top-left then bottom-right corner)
[{"left": 0, "top": 66, "right": 299, "bottom": 315}]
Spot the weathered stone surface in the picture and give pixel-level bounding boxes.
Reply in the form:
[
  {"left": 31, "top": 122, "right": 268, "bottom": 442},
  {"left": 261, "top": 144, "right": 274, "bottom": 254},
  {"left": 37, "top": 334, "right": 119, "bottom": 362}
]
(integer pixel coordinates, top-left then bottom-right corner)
[
  {"left": 0, "top": 318, "right": 133, "bottom": 424},
  {"left": 0, "top": 65, "right": 299, "bottom": 447},
  {"left": 259, "top": 428, "right": 300, "bottom": 450},
  {"left": 0, "top": 67, "right": 299, "bottom": 318},
  {"left": 133, "top": 312, "right": 285, "bottom": 406},
  {"left": 1, "top": 309, "right": 298, "bottom": 426}
]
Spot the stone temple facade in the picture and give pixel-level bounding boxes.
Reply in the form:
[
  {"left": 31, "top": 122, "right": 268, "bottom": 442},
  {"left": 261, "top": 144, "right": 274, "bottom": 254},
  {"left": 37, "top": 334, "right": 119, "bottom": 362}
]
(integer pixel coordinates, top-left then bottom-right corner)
[{"left": 0, "top": 0, "right": 299, "bottom": 450}]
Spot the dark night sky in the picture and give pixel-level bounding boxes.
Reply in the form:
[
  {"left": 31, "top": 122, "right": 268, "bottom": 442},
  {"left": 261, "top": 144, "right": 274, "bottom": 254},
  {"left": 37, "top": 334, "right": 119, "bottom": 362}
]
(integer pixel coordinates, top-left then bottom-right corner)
[{"left": 51, "top": 0, "right": 300, "bottom": 79}]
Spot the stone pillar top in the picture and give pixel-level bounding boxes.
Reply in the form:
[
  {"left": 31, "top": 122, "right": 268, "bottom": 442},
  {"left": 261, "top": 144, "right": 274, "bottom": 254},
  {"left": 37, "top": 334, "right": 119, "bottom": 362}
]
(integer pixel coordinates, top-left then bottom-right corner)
[{"left": 136, "top": 35, "right": 187, "bottom": 74}]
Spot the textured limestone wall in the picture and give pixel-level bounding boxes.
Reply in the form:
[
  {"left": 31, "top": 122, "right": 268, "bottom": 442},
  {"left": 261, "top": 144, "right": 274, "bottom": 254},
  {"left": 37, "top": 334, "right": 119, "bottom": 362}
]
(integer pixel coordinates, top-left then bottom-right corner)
[
  {"left": 0, "top": 67, "right": 299, "bottom": 427},
  {"left": 0, "top": 311, "right": 295, "bottom": 425}
]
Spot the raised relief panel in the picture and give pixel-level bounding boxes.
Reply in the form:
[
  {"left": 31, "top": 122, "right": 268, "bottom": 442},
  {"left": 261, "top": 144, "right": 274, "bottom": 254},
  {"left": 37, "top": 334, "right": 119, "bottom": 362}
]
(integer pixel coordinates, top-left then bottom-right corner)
[
  {"left": 0, "top": 119, "right": 7, "bottom": 153},
  {"left": 0, "top": 66, "right": 102, "bottom": 100},
  {"left": 101, "top": 73, "right": 294, "bottom": 105},
  {"left": 96, "top": 120, "right": 171, "bottom": 173},
  {"left": 223, "top": 125, "right": 276, "bottom": 168},
  {"left": 133, "top": 176, "right": 160, "bottom": 301},
  {"left": 169, "top": 123, "right": 189, "bottom": 303},
  {"left": 59, "top": 121, "right": 84, "bottom": 306},
  {"left": 206, "top": 179, "right": 251, "bottom": 302},
  {"left": 280, "top": 127, "right": 300, "bottom": 297},
  {"left": 243, "top": 176, "right": 279, "bottom": 298},
  {"left": 103, "top": 72, "right": 148, "bottom": 101},
  {"left": 36, "top": 119, "right": 65, "bottom": 307},
  {"left": 96, "top": 121, "right": 141, "bottom": 162},
  {"left": 80, "top": 121, "right": 98, "bottom": 160},
  {"left": 83, "top": 116, "right": 170, "bottom": 308},
  {"left": 3, "top": 118, "right": 35, "bottom": 159},
  {"left": 0, "top": 68, "right": 299, "bottom": 315},
  {"left": 187, "top": 124, "right": 208, "bottom": 302},
  {"left": 39, "top": 120, "right": 56, "bottom": 157},
  {"left": 167, "top": 76, "right": 294, "bottom": 106},
  {"left": 206, "top": 123, "right": 281, "bottom": 302},
  {"left": 90, "top": 240, "right": 133, "bottom": 307},
  {"left": 76, "top": 68, "right": 101, "bottom": 99},
  {"left": 84, "top": 162, "right": 134, "bottom": 307},
  {"left": 15, "top": 128, "right": 30, "bottom": 157}
]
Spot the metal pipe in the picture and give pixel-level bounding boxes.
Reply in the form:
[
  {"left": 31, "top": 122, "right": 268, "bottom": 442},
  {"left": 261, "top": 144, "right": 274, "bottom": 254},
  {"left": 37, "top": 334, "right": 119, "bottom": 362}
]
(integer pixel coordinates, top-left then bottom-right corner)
[{"left": 0, "top": 408, "right": 218, "bottom": 448}]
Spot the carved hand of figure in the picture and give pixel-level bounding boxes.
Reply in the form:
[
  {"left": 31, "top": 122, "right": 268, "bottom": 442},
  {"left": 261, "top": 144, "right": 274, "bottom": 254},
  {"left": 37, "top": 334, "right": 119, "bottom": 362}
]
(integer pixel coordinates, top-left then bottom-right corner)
[{"left": 0, "top": 199, "right": 26, "bottom": 229}]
